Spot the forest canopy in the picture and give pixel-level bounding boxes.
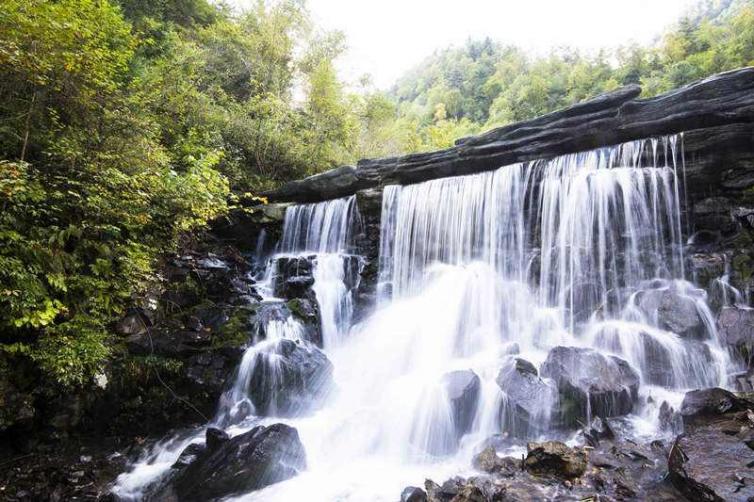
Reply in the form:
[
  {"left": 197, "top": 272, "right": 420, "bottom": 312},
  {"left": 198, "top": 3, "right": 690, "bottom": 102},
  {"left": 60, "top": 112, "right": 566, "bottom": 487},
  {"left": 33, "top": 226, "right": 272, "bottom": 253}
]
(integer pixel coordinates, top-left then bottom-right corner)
[{"left": 0, "top": 0, "right": 753, "bottom": 387}]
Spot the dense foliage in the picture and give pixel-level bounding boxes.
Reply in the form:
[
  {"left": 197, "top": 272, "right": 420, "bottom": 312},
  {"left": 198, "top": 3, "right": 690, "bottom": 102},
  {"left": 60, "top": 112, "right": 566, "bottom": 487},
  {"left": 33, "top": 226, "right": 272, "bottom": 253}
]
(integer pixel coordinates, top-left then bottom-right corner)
[
  {"left": 1, "top": 0, "right": 753, "bottom": 388},
  {"left": 380, "top": 0, "right": 754, "bottom": 152}
]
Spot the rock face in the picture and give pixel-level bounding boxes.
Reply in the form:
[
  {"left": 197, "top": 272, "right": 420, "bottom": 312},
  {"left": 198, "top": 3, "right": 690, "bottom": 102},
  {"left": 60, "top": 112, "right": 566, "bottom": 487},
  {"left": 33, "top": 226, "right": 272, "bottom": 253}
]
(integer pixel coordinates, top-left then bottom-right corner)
[
  {"left": 680, "top": 387, "right": 752, "bottom": 425},
  {"left": 264, "top": 68, "right": 754, "bottom": 204},
  {"left": 442, "top": 370, "right": 481, "bottom": 439},
  {"left": 248, "top": 339, "right": 333, "bottom": 416},
  {"left": 718, "top": 306, "right": 754, "bottom": 361},
  {"left": 637, "top": 287, "right": 706, "bottom": 339},
  {"left": 524, "top": 441, "right": 588, "bottom": 479},
  {"left": 540, "top": 346, "right": 640, "bottom": 427},
  {"left": 167, "top": 423, "right": 306, "bottom": 501},
  {"left": 496, "top": 358, "right": 557, "bottom": 437}
]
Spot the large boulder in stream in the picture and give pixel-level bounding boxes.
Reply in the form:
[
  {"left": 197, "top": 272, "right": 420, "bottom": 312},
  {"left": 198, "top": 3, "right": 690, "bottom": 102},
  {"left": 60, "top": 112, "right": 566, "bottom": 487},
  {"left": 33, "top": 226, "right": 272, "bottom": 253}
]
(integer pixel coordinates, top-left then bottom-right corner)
[
  {"left": 166, "top": 423, "right": 306, "bottom": 501},
  {"left": 525, "top": 441, "right": 588, "bottom": 479},
  {"left": 718, "top": 306, "right": 754, "bottom": 361},
  {"left": 247, "top": 339, "right": 333, "bottom": 416},
  {"left": 680, "top": 387, "right": 753, "bottom": 425},
  {"left": 540, "top": 346, "right": 639, "bottom": 427},
  {"left": 636, "top": 286, "right": 707, "bottom": 339},
  {"left": 442, "top": 370, "right": 480, "bottom": 438},
  {"left": 496, "top": 358, "right": 557, "bottom": 437}
]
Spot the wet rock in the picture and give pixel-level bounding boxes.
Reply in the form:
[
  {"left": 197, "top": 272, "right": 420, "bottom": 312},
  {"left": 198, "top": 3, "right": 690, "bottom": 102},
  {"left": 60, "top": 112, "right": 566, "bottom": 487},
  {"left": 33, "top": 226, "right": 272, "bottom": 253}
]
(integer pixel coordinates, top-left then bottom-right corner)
[
  {"left": 277, "top": 276, "right": 315, "bottom": 299},
  {"left": 172, "top": 443, "right": 205, "bottom": 469},
  {"left": 496, "top": 357, "right": 557, "bottom": 436},
  {"left": 401, "top": 486, "right": 428, "bottom": 502},
  {"left": 680, "top": 387, "right": 753, "bottom": 425},
  {"left": 637, "top": 286, "right": 706, "bottom": 339},
  {"left": 286, "top": 298, "right": 323, "bottom": 346},
  {"left": 442, "top": 370, "right": 481, "bottom": 438},
  {"left": 168, "top": 423, "right": 306, "bottom": 500},
  {"left": 524, "top": 441, "right": 588, "bottom": 479},
  {"left": 540, "top": 346, "right": 640, "bottom": 427},
  {"left": 669, "top": 419, "right": 754, "bottom": 501},
  {"left": 718, "top": 306, "right": 754, "bottom": 362},
  {"left": 472, "top": 447, "right": 518, "bottom": 475},
  {"left": 248, "top": 339, "right": 333, "bottom": 416},
  {"left": 205, "top": 427, "right": 229, "bottom": 452},
  {"left": 582, "top": 416, "right": 616, "bottom": 447},
  {"left": 659, "top": 401, "right": 683, "bottom": 433}
]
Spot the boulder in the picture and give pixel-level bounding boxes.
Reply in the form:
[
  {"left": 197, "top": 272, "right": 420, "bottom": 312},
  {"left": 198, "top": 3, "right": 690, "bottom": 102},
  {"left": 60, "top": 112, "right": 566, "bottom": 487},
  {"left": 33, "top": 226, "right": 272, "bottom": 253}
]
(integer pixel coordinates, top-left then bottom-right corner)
[
  {"left": 400, "top": 486, "right": 428, "bottom": 502},
  {"left": 442, "top": 370, "right": 481, "bottom": 438},
  {"left": 286, "top": 298, "right": 323, "bottom": 346},
  {"left": 524, "top": 441, "right": 588, "bottom": 479},
  {"left": 669, "top": 420, "right": 754, "bottom": 501},
  {"left": 540, "top": 346, "right": 639, "bottom": 427},
  {"left": 496, "top": 358, "right": 557, "bottom": 437},
  {"left": 472, "top": 446, "right": 518, "bottom": 475},
  {"left": 205, "top": 427, "right": 229, "bottom": 452},
  {"left": 168, "top": 423, "right": 306, "bottom": 501},
  {"left": 680, "top": 388, "right": 753, "bottom": 425},
  {"left": 637, "top": 287, "right": 706, "bottom": 339},
  {"left": 718, "top": 306, "right": 754, "bottom": 361},
  {"left": 248, "top": 339, "right": 333, "bottom": 416}
]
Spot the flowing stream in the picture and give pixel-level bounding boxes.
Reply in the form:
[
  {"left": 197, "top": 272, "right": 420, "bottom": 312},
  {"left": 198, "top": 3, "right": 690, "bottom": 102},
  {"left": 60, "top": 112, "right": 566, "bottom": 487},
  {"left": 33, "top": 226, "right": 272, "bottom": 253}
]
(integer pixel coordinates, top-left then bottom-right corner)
[{"left": 114, "top": 135, "right": 736, "bottom": 501}]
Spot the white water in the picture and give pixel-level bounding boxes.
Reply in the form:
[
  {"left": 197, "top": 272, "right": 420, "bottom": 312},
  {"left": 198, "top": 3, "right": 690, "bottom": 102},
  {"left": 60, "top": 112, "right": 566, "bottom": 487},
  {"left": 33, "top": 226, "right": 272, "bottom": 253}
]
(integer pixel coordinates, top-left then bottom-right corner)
[{"left": 114, "top": 135, "right": 735, "bottom": 501}]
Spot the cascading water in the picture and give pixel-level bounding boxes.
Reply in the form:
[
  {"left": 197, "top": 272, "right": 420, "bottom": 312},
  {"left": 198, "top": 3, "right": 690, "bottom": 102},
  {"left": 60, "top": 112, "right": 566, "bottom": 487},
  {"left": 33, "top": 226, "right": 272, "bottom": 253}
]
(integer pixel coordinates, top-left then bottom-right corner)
[{"left": 114, "top": 135, "right": 736, "bottom": 501}]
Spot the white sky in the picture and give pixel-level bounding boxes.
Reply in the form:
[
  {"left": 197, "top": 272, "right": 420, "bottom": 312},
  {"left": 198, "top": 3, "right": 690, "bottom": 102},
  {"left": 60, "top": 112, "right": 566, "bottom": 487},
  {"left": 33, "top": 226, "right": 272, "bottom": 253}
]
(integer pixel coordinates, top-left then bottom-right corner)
[{"left": 230, "top": 0, "right": 699, "bottom": 89}]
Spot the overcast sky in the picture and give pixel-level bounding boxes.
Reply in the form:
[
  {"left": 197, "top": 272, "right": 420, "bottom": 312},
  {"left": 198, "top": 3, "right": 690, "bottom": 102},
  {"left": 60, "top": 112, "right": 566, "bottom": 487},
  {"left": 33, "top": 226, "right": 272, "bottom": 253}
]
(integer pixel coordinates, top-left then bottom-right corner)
[{"left": 229, "top": 0, "right": 699, "bottom": 89}]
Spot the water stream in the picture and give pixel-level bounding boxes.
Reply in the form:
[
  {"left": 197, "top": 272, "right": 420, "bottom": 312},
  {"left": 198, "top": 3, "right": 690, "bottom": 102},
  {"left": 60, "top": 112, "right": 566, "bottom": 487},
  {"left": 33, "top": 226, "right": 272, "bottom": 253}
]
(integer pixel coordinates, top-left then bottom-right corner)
[{"left": 113, "top": 135, "right": 736, "bottom": 501}]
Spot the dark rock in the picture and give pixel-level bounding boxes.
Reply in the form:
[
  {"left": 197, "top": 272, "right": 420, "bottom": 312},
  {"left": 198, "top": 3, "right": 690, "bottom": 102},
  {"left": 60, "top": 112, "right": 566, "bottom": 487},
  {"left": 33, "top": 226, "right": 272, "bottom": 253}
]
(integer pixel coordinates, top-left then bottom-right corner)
[
  {"left": 637, "top": 287, "right": 706, "bottom": 339},
  {"left": 168, "top": 423, "right": 306, "bottom": 501},
  {"left": 496, "top": 357, "right": 557, "bottom": 437},
  {"left": 442, "top": 370, "right": 481, "bottom": 438},
  {"left": 172, "top": 443, "right": 205, "bottom": 469},
  {"left": 540, "top": 346, "right": 640, "bottom": 427},
  {"left": 286, "top": 298, "right": 323, "bottom": 346},
  {"left": 718, "top": 306, "right": 754, "bottom": 362},
  {"left": 472, "top": 447, "right": 517, "bottom": 475},
  {"left": 680, "top": 388, "right": 753, "bottom": 425},
  {"left": 247, "top": 339, "right": 333, "bottom": 416},
  {"left": 659, "top": 401, "right": 683, "bottom": 433},
  {"left": 401, "top": 486, "right": 428, "bottom": 502},
  {"left": 205, "top": 427, "right": 229, "bottom": 452},
  {"left": 582, "top": 416, "right": 616, "bottom": 447},
  {"left": 277, "top": 276, "right": 315, "bottom": 299},
  {"left": 524, "top": 441, "right": 588, "bottom": 479},
  {"left": 669, "top": 419, "right": 754, "bottom": 501}
]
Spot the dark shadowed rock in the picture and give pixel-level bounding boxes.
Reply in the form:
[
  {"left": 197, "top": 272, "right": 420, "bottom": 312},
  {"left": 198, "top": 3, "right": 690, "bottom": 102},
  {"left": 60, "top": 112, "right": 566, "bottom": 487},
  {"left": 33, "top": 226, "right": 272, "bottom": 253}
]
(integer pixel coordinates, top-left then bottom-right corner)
[
  {"left": 541, "top": 346, "right": 639, "bottom": 427},
  {"left": 637, "top": 287, "right": 706, "bottom": 339},
  {"left": 472, "top": 446, "right": 518, "bottom": 475},
  {"left": 248, "top": 339, "right": 333, "bottom": 416},
  {"left": 168, "top": 423, "right": 306, "bottom": 501},
  {"left": 680, "top": 387, "right": 753, "bottom": 425},
  {"left": 496, "top": 357, "right": 557, "bottom": 437},
  {"left": 442, "top": 370, "right": 481, "bottom": 438},
  {"left": 718, "top": 306, "right": 754, "bottom": 361},
  {"left": 205, "top": 427, "right": 229, "bottom": 452},
  {"left": 400, "top": 486, "right": 428, "bottom": 502},
  {"left": 525, "top": 441, "right": 587, "bottom": 479}
]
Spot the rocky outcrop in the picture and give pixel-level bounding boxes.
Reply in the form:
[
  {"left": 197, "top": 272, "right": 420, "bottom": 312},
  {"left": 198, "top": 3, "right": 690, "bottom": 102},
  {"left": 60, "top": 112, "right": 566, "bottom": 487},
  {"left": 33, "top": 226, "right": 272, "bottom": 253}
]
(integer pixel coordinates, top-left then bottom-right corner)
[
  {"left": 636, "top": 285, "right": 707, "bottom": 339},
  {"left": 442, "top": 370, "right": 481, "bottom": 439},
  {"left": 718, "top": 306, "right": 754, "bottom": 361},
  {"left": 524, "top": 441, "right": 588, "bottom": 479},
  {"left": 540, "top": 346, "right": 640, "bottom": 426},
  {"left": 496, "top": 357, "right": 557, "bottom": 437},
  {"left": 264, "top": 68, "right": 754, "bottom": 204},
  {"left": 162, "top": 423, "right": 306, "bottom": 501},
  {"left": 680, "top": 387, "right": 753, "bottom": 425}
]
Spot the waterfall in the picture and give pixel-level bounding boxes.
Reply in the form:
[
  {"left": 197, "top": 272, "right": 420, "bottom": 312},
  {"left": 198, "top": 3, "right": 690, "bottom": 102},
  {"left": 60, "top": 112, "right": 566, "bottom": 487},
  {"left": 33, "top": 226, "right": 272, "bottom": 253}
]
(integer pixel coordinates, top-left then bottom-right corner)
[{"left": 114, "top": 135, "right": 735, "bottom": 501}]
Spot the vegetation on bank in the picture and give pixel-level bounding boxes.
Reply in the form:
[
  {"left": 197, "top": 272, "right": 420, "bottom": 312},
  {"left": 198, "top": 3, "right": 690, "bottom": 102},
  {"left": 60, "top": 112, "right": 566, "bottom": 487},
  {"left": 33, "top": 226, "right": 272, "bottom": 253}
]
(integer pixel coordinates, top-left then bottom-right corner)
[{"left": 0, "top": 0, "right": 753, "bottom": 388}]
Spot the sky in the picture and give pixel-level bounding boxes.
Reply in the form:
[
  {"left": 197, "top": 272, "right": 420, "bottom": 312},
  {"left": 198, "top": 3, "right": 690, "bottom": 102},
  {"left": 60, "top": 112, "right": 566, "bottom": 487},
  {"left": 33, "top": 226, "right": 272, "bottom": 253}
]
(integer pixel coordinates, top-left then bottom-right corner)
[{"left": 230, "top": 0, "right": 699, "bottom": 89}]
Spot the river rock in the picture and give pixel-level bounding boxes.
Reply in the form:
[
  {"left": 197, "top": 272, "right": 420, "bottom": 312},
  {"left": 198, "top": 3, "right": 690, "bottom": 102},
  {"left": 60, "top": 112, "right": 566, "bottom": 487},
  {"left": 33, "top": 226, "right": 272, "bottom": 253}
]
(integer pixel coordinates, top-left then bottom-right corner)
[
  {"left": 472, "top": 446, "right": 518, "bottom": 475},
  {"left": 496, "top": 357, "right": 557, "bottom": 437},
  {"left": 680, "top": 387, "right": 753, "bottom": 425},
  {"left": 524, "top": 441, "right": 588, "bottom": 479},
  {"left": 718, "top": 306, "right": 754, "bottom": 361},
  {"left": 248, "top": 339, "right": 333, "bottom": 416},
  {"left": 637, "top": 286, "right": 706, "bottom": 339},
  {"left": 669, "top": 417, "right": 754, "bottom": 501},
  {"left": 400, "top": 486, "right": 428, "bottom": 502},
  {"left": 541, "top": 346, "right": 639, "bottom": 427},
  {"left": 168, "top": 423, "right": 306, "bottom": 500},
  {"left": 442, "top": 370, "right": 481, "bottom": 438}
]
